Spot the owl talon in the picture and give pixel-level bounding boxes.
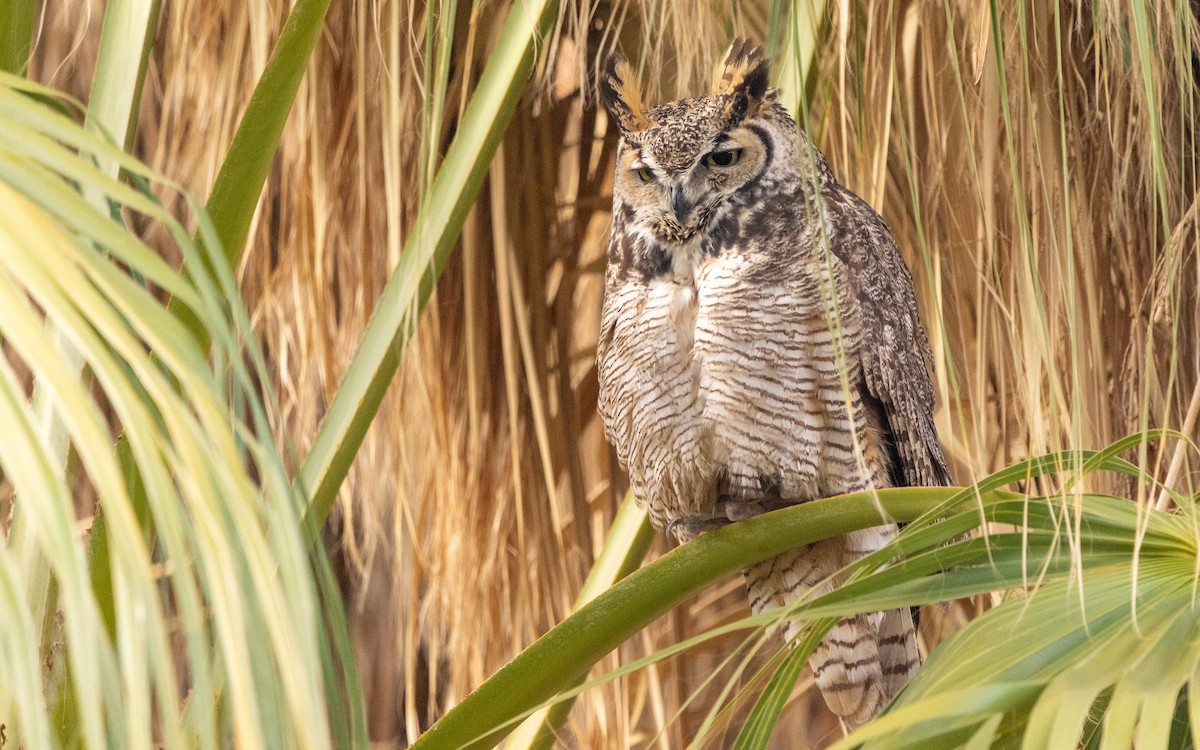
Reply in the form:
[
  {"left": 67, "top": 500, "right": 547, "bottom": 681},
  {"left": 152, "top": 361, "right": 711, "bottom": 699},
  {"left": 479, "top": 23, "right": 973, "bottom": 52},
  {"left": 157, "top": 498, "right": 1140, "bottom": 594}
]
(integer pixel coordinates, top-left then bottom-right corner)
[
  {"left": 665, "top": 514, "right": 731, "bottom": 544},
  {"left": 716, "top": 493, "right": 792, "bottom": 523},
  {"left": 716, "top": 494, "right": 760, "bottom": 523}
]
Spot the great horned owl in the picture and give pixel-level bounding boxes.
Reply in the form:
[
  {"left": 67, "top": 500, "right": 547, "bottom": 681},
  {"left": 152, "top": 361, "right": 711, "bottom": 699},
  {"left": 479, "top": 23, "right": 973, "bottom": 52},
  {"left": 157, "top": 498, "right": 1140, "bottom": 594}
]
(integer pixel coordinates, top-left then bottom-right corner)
[{"left": 595, "top": 40, "right": 952, "bottom": 729}]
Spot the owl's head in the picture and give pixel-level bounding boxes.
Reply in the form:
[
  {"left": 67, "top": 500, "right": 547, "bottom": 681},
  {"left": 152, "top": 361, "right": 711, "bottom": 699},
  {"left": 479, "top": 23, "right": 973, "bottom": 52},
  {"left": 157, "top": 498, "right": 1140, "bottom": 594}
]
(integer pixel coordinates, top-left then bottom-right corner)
[{"left": 601, "top": 39, "right": 796, "bottom": 244}]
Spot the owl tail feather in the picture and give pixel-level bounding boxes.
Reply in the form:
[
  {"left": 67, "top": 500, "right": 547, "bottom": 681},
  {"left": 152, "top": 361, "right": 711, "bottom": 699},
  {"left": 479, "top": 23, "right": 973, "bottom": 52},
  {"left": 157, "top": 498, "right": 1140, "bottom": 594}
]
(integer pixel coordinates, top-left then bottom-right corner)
[{"left": 743, "top": 530, "right": 919, "bottom": 731}]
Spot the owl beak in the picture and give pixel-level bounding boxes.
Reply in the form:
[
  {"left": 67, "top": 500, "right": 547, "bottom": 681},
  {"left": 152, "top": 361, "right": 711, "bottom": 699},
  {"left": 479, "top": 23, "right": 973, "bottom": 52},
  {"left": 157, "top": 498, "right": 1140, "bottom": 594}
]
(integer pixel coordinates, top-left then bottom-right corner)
[
  {"left": 670, "top": 183, "right": 692, "bottom": 224},
  {"left": 667, "top": 182, "right": 696, "bottom": 222}
]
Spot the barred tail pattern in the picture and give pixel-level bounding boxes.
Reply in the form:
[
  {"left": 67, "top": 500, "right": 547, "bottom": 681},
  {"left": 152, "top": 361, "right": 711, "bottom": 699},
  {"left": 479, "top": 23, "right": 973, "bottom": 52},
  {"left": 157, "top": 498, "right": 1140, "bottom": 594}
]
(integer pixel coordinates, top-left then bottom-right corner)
[{"left": 744, "top": 527, "right": 918, "bottom": 730}]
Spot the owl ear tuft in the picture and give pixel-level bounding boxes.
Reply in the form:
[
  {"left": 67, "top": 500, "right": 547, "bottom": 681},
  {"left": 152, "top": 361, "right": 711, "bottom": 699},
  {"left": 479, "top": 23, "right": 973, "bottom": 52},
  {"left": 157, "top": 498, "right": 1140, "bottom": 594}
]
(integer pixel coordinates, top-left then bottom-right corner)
[
  {"left": 600, "top": 53, "right": 653, "bottom": 134},
  {"left": 712, "top": 38, "right": 770, "bottom": 126}
]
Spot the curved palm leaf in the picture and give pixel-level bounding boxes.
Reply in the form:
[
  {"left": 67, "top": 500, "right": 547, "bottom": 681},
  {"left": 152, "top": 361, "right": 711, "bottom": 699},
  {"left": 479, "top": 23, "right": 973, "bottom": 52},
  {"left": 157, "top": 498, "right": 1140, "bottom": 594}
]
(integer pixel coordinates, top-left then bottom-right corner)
[
  {"left": 413, "top": 438, "right": 1200, "bottom": 750},
  {"left": 0, "top": 73, "right": 358, "bottom": 749}
]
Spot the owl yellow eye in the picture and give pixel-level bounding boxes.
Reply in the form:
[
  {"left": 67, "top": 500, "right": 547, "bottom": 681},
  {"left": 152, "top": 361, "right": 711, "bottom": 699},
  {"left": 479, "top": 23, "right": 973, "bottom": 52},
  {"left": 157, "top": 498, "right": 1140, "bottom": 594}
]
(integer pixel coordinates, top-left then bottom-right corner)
[
  {"left": 704, "top": 148, "right": 742, "bottom": 167},
  {"left": 635, "top": 165, "right": 655, "bottom": 183}
]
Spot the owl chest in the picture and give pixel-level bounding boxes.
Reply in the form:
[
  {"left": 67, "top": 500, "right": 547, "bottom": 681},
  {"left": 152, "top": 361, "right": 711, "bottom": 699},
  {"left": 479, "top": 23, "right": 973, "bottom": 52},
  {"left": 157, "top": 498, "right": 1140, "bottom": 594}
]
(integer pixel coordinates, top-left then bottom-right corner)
[
  {"left": 599, "top": 264, "right": 854, "bottom": 519},
  {"left": 598, "top": 280, "right": 709, "bottom": 510}
]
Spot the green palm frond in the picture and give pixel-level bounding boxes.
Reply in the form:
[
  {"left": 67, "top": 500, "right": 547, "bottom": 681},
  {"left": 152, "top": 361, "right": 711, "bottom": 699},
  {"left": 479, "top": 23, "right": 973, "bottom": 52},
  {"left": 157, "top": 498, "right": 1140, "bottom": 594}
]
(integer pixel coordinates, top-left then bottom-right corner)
[
  {"left": 0, "top": 71, "right": 359, "bottom": 749},
  {"left": 415, "top": 436, "right": 1200, "bottom": 749}
]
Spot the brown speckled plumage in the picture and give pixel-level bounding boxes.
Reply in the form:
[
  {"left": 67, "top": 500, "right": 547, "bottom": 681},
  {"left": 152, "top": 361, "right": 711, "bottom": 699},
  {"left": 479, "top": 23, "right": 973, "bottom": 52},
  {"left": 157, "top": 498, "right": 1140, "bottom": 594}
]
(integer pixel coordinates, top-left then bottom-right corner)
[{"left": 597, "top": 41, "right": 950, "bottom": 730}]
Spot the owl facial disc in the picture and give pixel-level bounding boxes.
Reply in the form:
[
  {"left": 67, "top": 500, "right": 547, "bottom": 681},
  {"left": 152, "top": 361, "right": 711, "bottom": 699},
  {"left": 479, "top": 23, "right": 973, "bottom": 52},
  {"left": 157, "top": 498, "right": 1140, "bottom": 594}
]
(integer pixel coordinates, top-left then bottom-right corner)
[{"left": 602, "top": 41, "right": 775, "bottom": 244}]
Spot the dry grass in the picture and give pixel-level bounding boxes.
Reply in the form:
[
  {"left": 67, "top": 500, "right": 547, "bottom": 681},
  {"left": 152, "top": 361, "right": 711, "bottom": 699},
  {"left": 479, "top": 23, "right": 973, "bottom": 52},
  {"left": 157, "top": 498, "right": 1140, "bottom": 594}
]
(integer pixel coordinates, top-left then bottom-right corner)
[{"left": 28, "top": 0, "right": 1200, "bottom": 747}]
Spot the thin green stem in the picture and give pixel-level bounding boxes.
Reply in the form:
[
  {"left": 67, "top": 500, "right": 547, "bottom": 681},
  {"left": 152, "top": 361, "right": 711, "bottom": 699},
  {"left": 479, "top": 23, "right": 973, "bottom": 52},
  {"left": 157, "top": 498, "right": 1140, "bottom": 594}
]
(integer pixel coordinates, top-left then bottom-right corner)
[
  {"left": 0, "top": 0, "right": 36, "bottom": 75},
  {"left": 504, "top": 493, "right": 655, "bottom": 750},
  {"left": 297, "top": 0, "right": 560, "bottom": 537},
  {"left": 167, "top": 0, "right": 334, "bottom": 346}
]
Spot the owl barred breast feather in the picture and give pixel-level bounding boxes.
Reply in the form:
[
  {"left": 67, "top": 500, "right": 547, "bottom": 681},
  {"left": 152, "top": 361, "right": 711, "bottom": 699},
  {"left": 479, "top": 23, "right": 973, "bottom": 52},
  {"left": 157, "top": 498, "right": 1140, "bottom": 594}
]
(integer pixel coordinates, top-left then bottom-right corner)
[{"left": 595, "top": 40, "right": 952, "bottom": 730}]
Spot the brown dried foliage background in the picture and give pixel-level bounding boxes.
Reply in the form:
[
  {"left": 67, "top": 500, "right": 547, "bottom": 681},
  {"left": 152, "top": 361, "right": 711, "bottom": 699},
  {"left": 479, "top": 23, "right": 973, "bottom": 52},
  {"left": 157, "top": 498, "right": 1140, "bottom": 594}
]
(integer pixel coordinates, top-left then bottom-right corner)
[{"left": 28, "top": 0, "right": 1199, "bottom": 747}]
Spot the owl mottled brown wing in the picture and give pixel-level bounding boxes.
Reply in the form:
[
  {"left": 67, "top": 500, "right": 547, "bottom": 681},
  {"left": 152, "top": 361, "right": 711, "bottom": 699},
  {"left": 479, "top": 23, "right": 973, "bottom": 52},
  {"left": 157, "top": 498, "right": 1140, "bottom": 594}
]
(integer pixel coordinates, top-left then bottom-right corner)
[{"left": 825, "top": 183, "right": 953, "bottom": 489}]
